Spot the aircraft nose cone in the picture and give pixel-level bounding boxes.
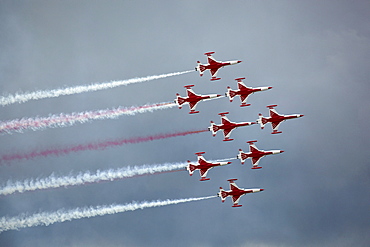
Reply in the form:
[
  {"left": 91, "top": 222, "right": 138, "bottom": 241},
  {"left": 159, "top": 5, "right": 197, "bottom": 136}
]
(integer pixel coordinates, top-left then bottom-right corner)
[
  {"left": 300, "top": 114, "right": 304, "bottom": 117},
  {"left": 268, "top": 86, "right": 273, "bottom": 89},
  {"left": 280, "top": 150, "right": 284, "bottom": 153},
  {"left": 260, "top": 189, "right": 264, "bottom": 191},
  {"left": 237, "top": 60, "right": 242, "bottom": 63}
]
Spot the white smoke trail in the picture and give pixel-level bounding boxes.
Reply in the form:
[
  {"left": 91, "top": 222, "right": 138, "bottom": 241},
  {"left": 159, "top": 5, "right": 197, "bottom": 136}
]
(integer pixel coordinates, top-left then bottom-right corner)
[
  {"left": 0, "top": 158, "right": 233, "bottom": 196},
  {"left": 0, "top": 70, "right": 193, "bottom": 106},
  {"left": 0, "top": 162, "right": 188, "bottom": 196},
  {"left": 203, "top": 95, "right": 226, "bottom": 101},
  {"left": 0, "top": 102, "right": 176, "bottom": 134},
  {"left": 211, "top": 157, "right": 237, "bottom": 162},
  {"left": 0, "top": 196, "right": 216, "bottom": 233}
]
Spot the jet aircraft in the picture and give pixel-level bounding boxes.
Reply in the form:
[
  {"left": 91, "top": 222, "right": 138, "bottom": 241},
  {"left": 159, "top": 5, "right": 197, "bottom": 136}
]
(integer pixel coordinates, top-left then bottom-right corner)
[
  {"left": 175, "top": 85, "right": 222, "bottom": 114},
  {"left": 237, "top": 140, "right": 284, "bottom": 169},
  {"left": 226, "top": 77, "right": 272, "bottom": 107},
  {"left": 195, "top": 52, "right": 242, "bottom": 81},
  {"left": 257, "top": 105, "right": 304, "bottom": 134},
  {"left": 187, "top": 152, "right": 232, "bottom": 181},
  {"left": 209, "top": 112, "right": 256, "bottom": 141},
  {"left": 218, "top": 179, "right": 264, "bottom": 207}
]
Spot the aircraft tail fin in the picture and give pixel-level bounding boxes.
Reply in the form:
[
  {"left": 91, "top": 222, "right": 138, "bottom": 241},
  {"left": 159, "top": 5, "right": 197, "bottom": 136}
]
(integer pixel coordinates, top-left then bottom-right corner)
[
  {"left": 218, "top": 187, "right": 228, "bottom": 202},
  {"left": 195, "top": 61, "right": 207, "bottom": 76},
  {"left": 226, "top": 87, "right": 237, "bottom": 102},
  {"left": 257, "top": 114, "right": 268, "bottom": 129},
  {"left": 186, "top": 162, "right": 197, "bottom": 176},
  {"left": 175, "top": 95, "right": 187, "bottom": 107},
  {"left": 208, "top": 121, "right": 220, "bottom": 136},
  {"left": 237, "top": 149, "right": 247, "bottom": 164}
]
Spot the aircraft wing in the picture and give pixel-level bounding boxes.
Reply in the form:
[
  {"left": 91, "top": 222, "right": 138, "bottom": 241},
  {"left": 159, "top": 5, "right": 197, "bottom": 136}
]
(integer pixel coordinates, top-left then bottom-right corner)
[
  {"left": 232, "top": 195, "right": 243, "bottom": 205},
  {"left": 223, "top": 128, "right": 234, "bottom": 139},
  {"left": 210, "top": 68, "right": 220, "bottom": 78},
  {"left": 269, "top": 108, "right": 281, "bottom": 118},
  {"left": 186, "top": 88, "right": 198, "bottom": 98},
  {"left": 198, "top": 156, "right": 209, "bottom": 166},
  {"left": 271, "top": 121, "right": 283, "bottom": 131},
  {"left": 251, "top": 157, "right": 263, "bottom": 167},
  {"left": 221, "top": 116, "right": 232, "bottom": 125},
  {"left": 238, "top": 82, "right": 248, "bottom": 90},
  {"left": 249, "top": 144, "right": 259, "bottom": 153},
  {"left": 239, "top": 94, "right": 251, "bottom": 105},
  {"left": 189, "top": 101, "right": 200, "bottom": 111},
  {"left": 229, "top": 181, "right": 241, "bottom": 191},
  {"left": 199, "top": 168, "right": 211, "bottom": 178},
  {"left": 207, "top": 55, "right": 219, "bottom": 65}
]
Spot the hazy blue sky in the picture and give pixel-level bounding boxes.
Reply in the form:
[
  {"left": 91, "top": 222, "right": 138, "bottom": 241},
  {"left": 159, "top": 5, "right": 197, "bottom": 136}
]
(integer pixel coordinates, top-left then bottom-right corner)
[{"left": 0, "top": 1, "right": 369, "bottom": 246}]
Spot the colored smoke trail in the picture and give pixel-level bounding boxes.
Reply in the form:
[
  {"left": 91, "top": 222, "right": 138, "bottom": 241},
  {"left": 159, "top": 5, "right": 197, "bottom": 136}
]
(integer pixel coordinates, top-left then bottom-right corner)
[
  {"left": 0, "top": 102, "right": 176, "bottom": 135},
  {"left": 0, "top": 70, "right": 193, "bottom": 106},
  {"left": 0, "top": 162, "right": 189, "bottom": 196},
  {"left": 0, "top": 196, "right": 216, "bottom": 233},
  {"left": 0, "top": 129, "right": 208, "bottom": 164}
]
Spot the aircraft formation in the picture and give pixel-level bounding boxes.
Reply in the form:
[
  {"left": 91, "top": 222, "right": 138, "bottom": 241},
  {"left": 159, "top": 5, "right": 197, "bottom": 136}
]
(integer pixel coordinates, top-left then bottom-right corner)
[
  {"left": 0, "top": 51, "right": 304, "bottom": 232},
  {"left": 179, "top": 51, "right": 304, "bottom": 207}
]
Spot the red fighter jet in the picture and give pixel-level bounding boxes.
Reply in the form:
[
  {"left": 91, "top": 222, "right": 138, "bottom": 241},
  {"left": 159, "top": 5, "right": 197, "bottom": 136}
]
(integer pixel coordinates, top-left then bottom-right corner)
[
  {"left": 218, "top": 179, "right": 264, "bottom": 207},
  {"left": 186, "top": 152, "right": 232, "bottom": 181},
  {"left": 237, "top": 140, "right": 284, "bottom": 169},
  {"left": 226, "top": 77, "right": 273, "bottom": 107},
  {"left": 175, "top": 85, "right": 222, "bottom": 114},
  {"left": 209, "top": 112, "right": 256, "bottom": 141},
  {"left": 257, "top": 105, "right": 304, "bottom": 134},
  {"left": 195, "top": 52, "right": 242, "bottom": 81}
]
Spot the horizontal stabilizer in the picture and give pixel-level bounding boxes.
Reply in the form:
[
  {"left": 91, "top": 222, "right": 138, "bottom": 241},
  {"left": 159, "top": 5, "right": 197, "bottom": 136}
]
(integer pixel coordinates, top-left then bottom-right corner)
[
  {"left": 187, "top": 164, "right": 197, "bottom": 175},
  {"left": 176, "top": 97, "right": 186, "bottom": 106},
  {"left": 228, "top": 89, "right": 238, "bottom": 99}
]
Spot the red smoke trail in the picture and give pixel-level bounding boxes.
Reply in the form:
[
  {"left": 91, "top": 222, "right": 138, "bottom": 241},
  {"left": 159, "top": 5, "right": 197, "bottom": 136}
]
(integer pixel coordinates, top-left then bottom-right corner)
[{"left": 0, "top": 129, "right": 208, "bottom": 165}]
